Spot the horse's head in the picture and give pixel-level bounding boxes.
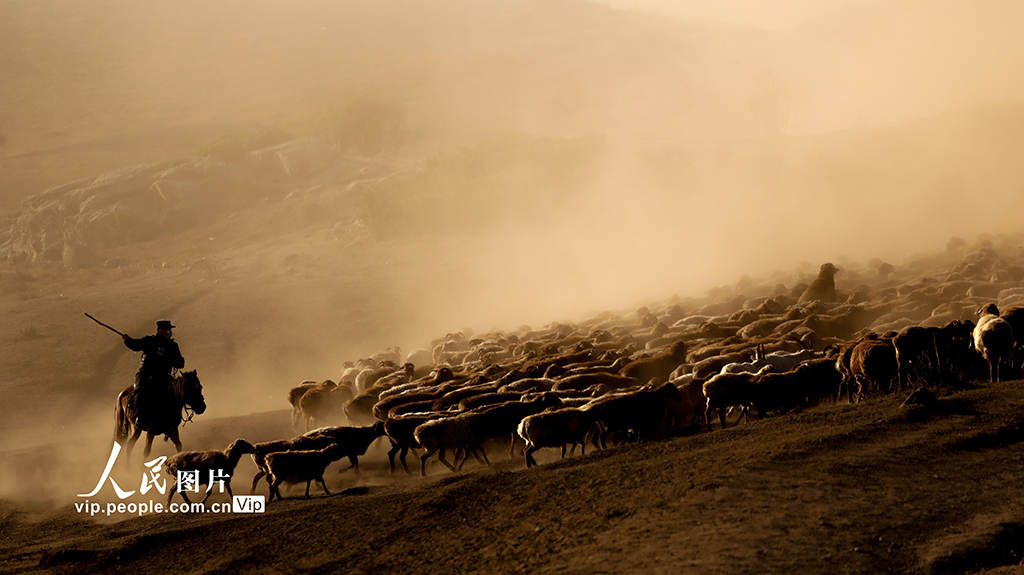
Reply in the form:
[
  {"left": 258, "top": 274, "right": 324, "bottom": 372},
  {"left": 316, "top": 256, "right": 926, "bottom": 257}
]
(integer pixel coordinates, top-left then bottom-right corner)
[{"left": 179, "top": 370, "right": 207, "bottom": 414}]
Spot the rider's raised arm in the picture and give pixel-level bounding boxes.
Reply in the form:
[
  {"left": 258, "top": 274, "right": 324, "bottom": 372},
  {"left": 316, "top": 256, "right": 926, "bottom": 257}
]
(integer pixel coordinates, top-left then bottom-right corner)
[{"left": 123, "top": 335, "right": 146, "bottom": 352}]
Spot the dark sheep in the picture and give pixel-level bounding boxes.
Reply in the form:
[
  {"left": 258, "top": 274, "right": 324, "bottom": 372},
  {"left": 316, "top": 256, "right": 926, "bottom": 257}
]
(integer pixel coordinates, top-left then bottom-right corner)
[
  {"left": 304, "top": 421, "right": 387, "bottom": 473},
  {"left": 849, "top": 338, "right": 898, "bottom": 397},
  {"left": 583, "top": 382, "right": 683, "bottom": 445}
]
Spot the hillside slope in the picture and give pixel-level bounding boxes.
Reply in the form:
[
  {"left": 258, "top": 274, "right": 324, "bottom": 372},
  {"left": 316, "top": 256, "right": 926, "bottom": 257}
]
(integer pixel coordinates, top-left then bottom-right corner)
[{"left": 3, "top": 381, "right": 1024, "bottom": 574}]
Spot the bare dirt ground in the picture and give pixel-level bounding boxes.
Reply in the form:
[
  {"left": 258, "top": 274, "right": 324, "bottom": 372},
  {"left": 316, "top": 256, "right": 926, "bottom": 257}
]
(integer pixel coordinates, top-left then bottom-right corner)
[{"left": 3, "top": 380, "right": 1024, "bottom": 574}]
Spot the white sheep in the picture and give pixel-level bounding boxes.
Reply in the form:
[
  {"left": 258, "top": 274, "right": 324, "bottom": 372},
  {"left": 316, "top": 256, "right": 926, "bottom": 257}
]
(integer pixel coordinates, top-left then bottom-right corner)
[
  {"left": 974, "top": 303, "right": 1015, "bottom": 382},
  {"left": 165, "top": 439, "right": 255, "bottom": 505},
  {"left": 265, "top": 443, "right": 349, "bottom": 501},
  {"left": 406, "top": 347, "right": 433, "bottom": 367},
  {"left": 763, "top": 349, "right": 820, "bottom": 372}
]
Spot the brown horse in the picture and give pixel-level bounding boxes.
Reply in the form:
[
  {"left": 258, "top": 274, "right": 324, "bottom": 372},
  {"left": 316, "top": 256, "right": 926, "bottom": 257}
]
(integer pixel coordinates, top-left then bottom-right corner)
[{"left": 114, "top": 370, "right": 206, "bottom": 463}]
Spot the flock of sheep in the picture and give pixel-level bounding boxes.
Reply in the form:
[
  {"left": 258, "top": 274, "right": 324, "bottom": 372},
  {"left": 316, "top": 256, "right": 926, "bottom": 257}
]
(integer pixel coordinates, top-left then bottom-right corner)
[{"left": 164, "top": 237, "right": 1024, "bottom": 502}]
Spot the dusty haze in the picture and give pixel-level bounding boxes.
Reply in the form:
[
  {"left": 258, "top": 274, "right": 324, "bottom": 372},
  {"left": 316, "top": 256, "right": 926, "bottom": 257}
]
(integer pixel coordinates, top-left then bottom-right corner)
[{"left": 2, "top": 0, "right": 1024, "bottom": 506}]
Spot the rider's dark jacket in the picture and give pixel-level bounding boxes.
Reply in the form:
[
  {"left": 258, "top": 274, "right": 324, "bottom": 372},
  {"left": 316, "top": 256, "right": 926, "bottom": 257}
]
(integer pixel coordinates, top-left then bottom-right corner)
[{"left": 124, "top": 334, "right": 184, "bottom": 385}]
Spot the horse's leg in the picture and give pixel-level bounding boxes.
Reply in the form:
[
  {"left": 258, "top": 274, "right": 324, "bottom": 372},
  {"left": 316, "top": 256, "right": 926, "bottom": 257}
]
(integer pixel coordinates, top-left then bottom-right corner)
[
  {"left": 125, "top": 428, "right": 143, "bottom": 467},
  {"left": 142, "top": 432, "right": 156, "bottom": 459},
  {"left": 166, "top": 428, "right": 183, "bottom": 452}
]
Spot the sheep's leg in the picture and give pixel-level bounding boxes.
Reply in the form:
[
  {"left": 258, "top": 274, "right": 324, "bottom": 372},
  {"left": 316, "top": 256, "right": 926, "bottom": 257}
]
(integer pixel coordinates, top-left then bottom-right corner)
[
  {"left": 399, "top": 446, "right": 411, "bottom": 475},
  {"left": 420, "top": 448, "right": 438, "bottom": 477},
  {"left": 304, "top": 480, "right": 312, "bottom": 498},
  {"left": 167, "top": 482, "right": 177, "bottom": 505},
  {"left": 251, "top": 470, "right": 265, "bottom": 494},
  {"left": 436, "top": 448, "right": 457, "bottom": 473},
  {"left": 472, "top": 445, "right": 490, "bottom": 466},
  {"left": 269, "top": 478, "right": 283, "bottom": 502},
  {"left": 719, "top": 407, "right": 728, "bottom": 430},
  {"left": 226, "top": 481, "right": 234, "bottom": 499},
  {"left": 705, "top": 402, "right": 714, "bottom": 433},
  {"left": 567, "top": 443, "right": 576, "bottom": 457},
  {"left": 508, "top": 433, "right": 519, "bottom": 458},
  {"left": 560, "top": 444, "right": 567, "bottom": 459},
  {"left": 524, "top": 444, "right": 539, "bottom": 468},
  {"left": 388, "top": 442, "right": 400, "bottom": 473},
  {"left": 338, "top": 455, "right": 358, "bottom": 474},
  {"left": 318, "top": 477, "right": 330, "bottom": 496}
]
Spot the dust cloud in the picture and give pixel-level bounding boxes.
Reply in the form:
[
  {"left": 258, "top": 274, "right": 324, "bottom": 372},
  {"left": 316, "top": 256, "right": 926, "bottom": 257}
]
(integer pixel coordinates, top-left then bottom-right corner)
[{"left": 2, "top": 0, "right": 1024, "bottom": 505}]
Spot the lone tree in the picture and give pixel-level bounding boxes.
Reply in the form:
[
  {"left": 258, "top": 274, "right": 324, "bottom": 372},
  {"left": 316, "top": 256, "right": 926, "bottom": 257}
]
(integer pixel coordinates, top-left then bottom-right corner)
[{"left": 319, "top": 98, "right": 405, "bottom": 157}]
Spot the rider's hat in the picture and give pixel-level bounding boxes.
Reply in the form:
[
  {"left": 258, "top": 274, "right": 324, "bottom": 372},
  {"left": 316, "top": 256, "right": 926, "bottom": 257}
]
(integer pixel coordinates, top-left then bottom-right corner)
[{"left": 156, "top": 320, "right": 175, "bottom": 330}]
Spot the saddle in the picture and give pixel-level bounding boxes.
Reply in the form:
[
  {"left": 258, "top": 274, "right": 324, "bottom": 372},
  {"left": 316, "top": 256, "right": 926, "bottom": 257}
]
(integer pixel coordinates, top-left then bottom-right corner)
[{"left": 127, "top": 379, "right": 174, "bottom": 431}]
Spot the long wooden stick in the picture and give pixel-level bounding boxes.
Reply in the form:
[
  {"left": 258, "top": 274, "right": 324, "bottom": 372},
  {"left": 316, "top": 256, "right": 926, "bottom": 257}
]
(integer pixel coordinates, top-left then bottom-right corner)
[{"left": 84, "top": 312, "right": 126, "bottom": 337}]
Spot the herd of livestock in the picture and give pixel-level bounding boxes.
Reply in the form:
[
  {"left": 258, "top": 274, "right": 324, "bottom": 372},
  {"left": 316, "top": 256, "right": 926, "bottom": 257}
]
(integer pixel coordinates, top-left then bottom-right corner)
[{"left": 165, "top": 238, "right": 1024, "bottom": 502}]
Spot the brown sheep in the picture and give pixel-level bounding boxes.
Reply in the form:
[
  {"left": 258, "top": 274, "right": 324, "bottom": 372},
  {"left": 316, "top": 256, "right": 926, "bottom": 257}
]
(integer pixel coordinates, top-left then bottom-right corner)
[
  {"left": 298, "top": 380, "right": 353, "bottom": 431},
  {"left": 165, "top": 439, "right": 255, "bottom": 505},
  {"left": 287, "top": 380, "right": 319, "bottom": 431},
  {"left": 798, "top": 263, "right": 840, "bottom": 303},
  {"left": 618, "top": 340, "right": 689, "bottom": 383}
]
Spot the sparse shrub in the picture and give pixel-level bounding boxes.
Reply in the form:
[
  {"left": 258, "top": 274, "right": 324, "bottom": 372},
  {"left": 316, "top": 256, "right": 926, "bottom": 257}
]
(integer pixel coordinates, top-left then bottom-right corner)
[{"left": 319, "top": 98, "right": 405, "bottom": 157}]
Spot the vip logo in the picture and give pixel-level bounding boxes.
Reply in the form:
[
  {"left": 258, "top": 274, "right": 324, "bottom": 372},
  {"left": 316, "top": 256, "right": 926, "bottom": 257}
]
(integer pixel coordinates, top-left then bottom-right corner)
[{"left": 232, "top": 495, "right": 266, "bottom": 514}]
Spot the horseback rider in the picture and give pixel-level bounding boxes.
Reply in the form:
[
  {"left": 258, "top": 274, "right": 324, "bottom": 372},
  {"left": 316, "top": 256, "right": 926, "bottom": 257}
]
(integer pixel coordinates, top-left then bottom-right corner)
[{"left": 122, "top": 320, "right": 185, "bottom": 427}]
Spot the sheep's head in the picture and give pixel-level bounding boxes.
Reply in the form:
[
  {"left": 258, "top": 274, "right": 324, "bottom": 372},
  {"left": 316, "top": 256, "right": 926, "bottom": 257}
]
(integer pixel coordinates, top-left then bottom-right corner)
[
  {"left": 669, "top": 340, "right": 689, "bottom": 359},
  {"left": 815, "top": 261, "right": 839, "bottom": 278},
  {"left": 227, "top": 438, "right": 256, "bottom": 457},
  {"left": 978, "top": 303, "right": 1000, "bottom": 317},
  {"left": 650, "top": 321, "right": 669, "bottom": 337},
  {"left": 432, "top": 367, "right": 454, "bottom": 383}
]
